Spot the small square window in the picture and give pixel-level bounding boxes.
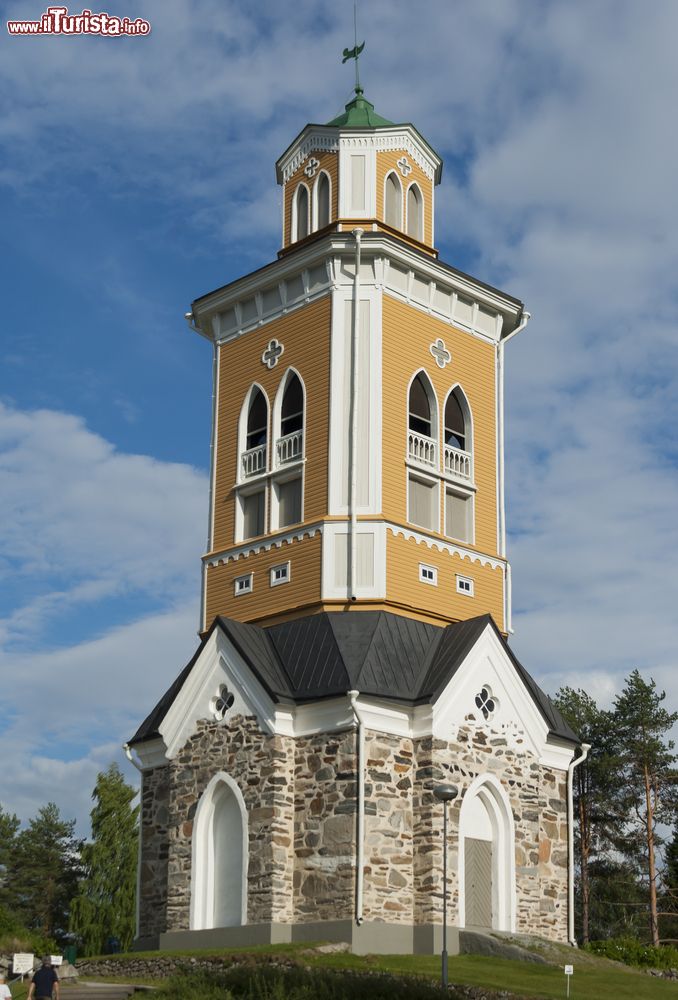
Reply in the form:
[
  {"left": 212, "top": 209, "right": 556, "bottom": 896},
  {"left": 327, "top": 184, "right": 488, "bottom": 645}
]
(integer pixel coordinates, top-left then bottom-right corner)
[
  {"left": 419, "top": 563, "right": 438, "bottom": 586},
  {"left": 456, "top": 575, "right": 474, "bottom": 596},
  {"left": 234, "top": 573, "right": 253, "bottom": 596},
  {"left": 270, "top": 562, "right": 290, "bottom": 587}
]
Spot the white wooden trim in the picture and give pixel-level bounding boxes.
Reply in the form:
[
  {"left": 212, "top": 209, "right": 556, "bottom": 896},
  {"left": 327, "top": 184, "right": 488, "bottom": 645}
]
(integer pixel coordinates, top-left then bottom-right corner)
[
  {"left": 190, "top": 771, "right": 249, "bottom": 930},
  {"left": 458, "top": 773, "right": 516, "bottom": 932}
]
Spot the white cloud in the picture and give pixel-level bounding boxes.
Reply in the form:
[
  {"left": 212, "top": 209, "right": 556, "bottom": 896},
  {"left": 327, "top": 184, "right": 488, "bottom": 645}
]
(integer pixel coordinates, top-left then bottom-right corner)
[{"left": 0, "top": 402, "right": 206, "bottom": 829}]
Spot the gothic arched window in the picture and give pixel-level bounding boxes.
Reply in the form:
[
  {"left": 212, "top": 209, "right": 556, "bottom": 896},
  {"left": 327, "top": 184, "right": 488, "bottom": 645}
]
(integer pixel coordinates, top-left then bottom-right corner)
[
  {"left": 384, "top": 171, "right": 402, "bottom": 229},
  {"left": 406, "top": 183, "right": 423, "bottom": 241},
  {"left": 294, "top": 184, "right": 309, "bottom": 241},
  {"left": 444, "top": 390, "right": 466, "bottom": 451},
  {"left": 408, "top": 373, "right": 432, "bottom": 438},
  {"left": 246, "top": 388, "right": 267, "bottom": 451},
  {"left": 315, "top": 172, "right": 330, "bottom": 229},
  {"left": 281, "top": 373, "right": 303, "bottom": 439}
]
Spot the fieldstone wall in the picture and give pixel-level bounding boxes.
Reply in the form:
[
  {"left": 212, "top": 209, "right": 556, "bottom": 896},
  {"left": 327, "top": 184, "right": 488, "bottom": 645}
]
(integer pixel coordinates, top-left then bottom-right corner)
[
  {"left": 138, "top": 713, "right": 569, "bottom": 944},
  {"left": 138, "top": 764, "right": 171, "bottom": 939},
  {"left": 165, "top": 714, "right": 295, "bottom": 930},
  {"left": 361, "top": 733, "right": 414, "bottom": 923},
  {"left": 409, "top": 721, "right": 568, "bottom": 942},
  {"left": 293, "top": 729, "right": 356, "bottom": 921}
]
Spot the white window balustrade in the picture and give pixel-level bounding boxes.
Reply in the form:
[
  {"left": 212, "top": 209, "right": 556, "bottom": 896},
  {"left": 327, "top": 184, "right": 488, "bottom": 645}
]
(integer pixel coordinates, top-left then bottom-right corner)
[
  {"left": 241, "top": 444, "right": 267, "bottom": 478},
  {"left": 408, "top": 431, "right": 437, "bottom": 468},
  {"left": 443, "top": 444, "right": 472, "bottom": 482},
  {"left": 276, "top": 429, "right": 303, "bottom": 466}
]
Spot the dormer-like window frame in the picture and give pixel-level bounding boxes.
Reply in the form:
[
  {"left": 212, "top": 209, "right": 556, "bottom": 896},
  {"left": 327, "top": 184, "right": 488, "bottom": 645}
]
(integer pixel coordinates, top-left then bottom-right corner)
[
  {"left": 443, "top": 385, "right": 473, "bottom": 483},
  {"left": 270, "top": 368, "right": 306, "bottom": 532},
  {"left": 293, "top": 183, "right": 310, "bottom": 242},
  {"left": 406, "top": 182, "right": 424, "bottom": 242},
  {"left": 384, "top": 170, "right": 403, "bottom": 230},
  {"left": 407, "top": 370, "right": 438, "bottom": 469},
  {"left": 313, "top": 171, "right": 331, "bottom": 231},
  {"left": 238, "top": 384, "right": 269, "bottom": 482}
]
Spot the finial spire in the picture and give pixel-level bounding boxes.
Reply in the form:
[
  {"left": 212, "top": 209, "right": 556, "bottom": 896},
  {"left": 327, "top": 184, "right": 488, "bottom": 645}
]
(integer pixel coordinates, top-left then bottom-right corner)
[{"left": 341, "top": 0, "right": 365, "bottom": 93}]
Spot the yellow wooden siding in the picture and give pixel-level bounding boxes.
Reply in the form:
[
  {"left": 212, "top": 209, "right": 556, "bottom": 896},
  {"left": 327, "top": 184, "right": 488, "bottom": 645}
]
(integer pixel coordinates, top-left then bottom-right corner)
[
  {"left": 381, "top": 295, "right": 499, "bottom": 557},
  {"left": 386, "top": 532, "right": 505, "bottom": 631},
  {"left": 211, "top": 296, "right": 331, "bottom": 555},
  {"left": 283, "top": 151, "right": 339, "bottom": 248},
  {"left": 376, "top": 150, "right": 434, "bottom": 249},
  {"left": 205, "top": 532, "right": 323, "bottom": 625}
]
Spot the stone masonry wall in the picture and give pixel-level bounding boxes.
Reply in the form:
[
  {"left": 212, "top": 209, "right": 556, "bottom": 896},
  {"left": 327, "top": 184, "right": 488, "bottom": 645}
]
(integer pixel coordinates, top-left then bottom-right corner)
[
  {"left": 293, "top": 729, "right": 356, "bottom": 922},
  {"left": 138, "top": 765, "right": 171, "bottom": 939},
  {"left": 165, "top": 714, "right": 295, "bottom": 930},
  {"left": 411, "top": 721, "right": 569, "bottom": 942},
  {"left": 139, "top": 713, "right": 568, "bottom": 943},
  {"left": 361, "top": 732, "right": 414, "bottom": 923}
]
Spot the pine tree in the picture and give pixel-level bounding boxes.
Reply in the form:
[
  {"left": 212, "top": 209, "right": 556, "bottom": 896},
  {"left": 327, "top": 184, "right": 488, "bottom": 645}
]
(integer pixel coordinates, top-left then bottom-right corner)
[
  {"left": 70, "top": 763, "right": 139, "bottom": 955},
  {"left": 0, "top": 803, "right": 20, "bottom": 927},
  {"left": 6, "top": 803, "right": 81, "bottom": 939},
  {"left": 553, "top": 687, "right": 623, "bottom": 943},
  {"left": 613, "top": 670, "right": 678, "bottom": 946}
]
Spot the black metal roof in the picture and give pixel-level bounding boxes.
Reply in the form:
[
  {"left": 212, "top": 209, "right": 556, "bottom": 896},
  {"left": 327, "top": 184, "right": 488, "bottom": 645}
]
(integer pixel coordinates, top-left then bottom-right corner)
[{"left": 129, "top": 611, "right": 577, "bottom": 746}]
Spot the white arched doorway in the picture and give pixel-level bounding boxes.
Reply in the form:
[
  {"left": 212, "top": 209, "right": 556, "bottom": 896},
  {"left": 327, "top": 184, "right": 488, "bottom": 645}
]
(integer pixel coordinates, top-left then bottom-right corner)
[
  {"left": 190, "top": 772, "right": 248, "bottom": 929},
  {"left": 457, "top": 774, "right": 516, "bottom": 931}
]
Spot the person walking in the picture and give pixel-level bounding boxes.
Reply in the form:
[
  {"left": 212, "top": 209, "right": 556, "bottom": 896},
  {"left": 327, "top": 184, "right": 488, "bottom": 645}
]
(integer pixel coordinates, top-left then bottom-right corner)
[
  {"left": 27, "top": 958, "right": 59, "bottom": 1000},
  {"left": 0, "top": 971, "right": 12, "bottom": 1000}
]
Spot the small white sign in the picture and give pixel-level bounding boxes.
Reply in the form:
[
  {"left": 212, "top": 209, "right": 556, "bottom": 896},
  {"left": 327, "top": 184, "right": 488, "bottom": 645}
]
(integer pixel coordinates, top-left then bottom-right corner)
[
  {"left": 50, "top": 956, "right": 63, "bottom": 967},
  {"left": 12, "top": 954, "right": 34, "bottom": 975},
  {"left": 564, "top": 964, "right": 574, "bottom": 976}
]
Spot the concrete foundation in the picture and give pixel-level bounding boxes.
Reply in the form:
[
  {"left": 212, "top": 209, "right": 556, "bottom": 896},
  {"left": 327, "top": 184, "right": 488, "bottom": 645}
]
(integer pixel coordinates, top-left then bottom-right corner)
[{"left": 150, "top": 920, "right": 461, "bottom": 956}]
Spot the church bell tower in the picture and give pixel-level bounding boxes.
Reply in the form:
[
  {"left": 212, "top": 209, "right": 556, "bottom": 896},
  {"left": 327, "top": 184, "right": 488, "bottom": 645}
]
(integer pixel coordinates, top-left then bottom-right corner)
[{"left": 189, "top": 85, "right": 528, "bottom": 636}]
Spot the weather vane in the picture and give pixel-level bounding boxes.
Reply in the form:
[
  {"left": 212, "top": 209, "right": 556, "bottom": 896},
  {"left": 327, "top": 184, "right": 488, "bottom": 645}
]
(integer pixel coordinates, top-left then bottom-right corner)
[{"left": 342, "top": 0, "right": 365, "bottom": 93}]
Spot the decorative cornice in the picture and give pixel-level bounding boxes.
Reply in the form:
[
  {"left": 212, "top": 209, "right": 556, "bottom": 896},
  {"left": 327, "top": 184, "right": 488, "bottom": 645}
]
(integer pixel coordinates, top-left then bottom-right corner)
[
  {"left": 386, "top": 521, "right": 505, "bottom": 571},
  {"left": 204, "top": 523, "right": 323, "bottom": 567},
  {"left": 193, "top": 234, "right": 522, "bottom": 347},
  {"left": 279, "top": 127, "right": 439, "bottom": 184}
]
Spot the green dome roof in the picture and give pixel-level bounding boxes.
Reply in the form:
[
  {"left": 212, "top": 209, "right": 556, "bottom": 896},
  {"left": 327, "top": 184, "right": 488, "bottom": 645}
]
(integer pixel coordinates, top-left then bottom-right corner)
[{"left": 326, "top": 87, "right": 394, "bottom": 128}]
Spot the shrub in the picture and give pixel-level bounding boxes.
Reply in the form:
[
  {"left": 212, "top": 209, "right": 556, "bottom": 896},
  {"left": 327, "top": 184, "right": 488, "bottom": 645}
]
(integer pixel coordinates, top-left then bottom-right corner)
[
  {"left": 586, "top": 936, "right": 678, "bottom": 970},
  {"left": 155, "top": 966, "right": 452, "bottom": 1000}
]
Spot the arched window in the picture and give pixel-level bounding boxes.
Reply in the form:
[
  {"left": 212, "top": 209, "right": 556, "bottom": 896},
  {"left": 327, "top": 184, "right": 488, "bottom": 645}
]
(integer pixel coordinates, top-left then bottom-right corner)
[
  {"left": 239, "top": 386, "right": 268, "bottom": 481},
  {"left": 407, "top": 372, "right": 437, "bottom": 473},
  {"left": 384, "top": 172, "right": 402, "bottom": 229},
  {"left": 443, "top": 386, "right": 473, "bottom": 483},
  {"left": 444, "top": 390, "right": 466, "bottom": 451},
  {"left": 246, "top": 388, "right": 267, "bottom": 450},
  {"left": 406, "top": 183, "right": 423, "bottom": 241},
  {"left": 315, "top": 172, "right": 330, "bottom": 229},
  {"left": 190, "top": 773, "right": 248, "bottom": 930},
  {"left": 409, "top": 373, "right": 432, "bottom": 438},
  {"left": 281, "top": 373, "right": 303, "bottom": 438},
  {"left": 294, "top": 184, "right": 309, "bottom": 241}
]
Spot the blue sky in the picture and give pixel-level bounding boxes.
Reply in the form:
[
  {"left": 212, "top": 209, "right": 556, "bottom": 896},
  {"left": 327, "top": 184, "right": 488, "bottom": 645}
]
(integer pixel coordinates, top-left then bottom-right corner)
[{"left": 1, "top": 0, "right": 677, "bottom": 834}]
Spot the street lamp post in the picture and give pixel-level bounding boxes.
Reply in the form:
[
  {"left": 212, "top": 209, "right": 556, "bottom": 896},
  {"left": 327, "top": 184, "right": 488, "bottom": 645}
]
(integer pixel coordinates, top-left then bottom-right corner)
[{"left": 433, "top": 783, "right": 458, "bottom": 989}]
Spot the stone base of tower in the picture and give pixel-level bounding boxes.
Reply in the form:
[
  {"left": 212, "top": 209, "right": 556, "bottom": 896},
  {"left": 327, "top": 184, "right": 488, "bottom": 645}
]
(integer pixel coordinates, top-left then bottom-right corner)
[{"left": 138, "top": 920, "right": 459, "bottom": 956}]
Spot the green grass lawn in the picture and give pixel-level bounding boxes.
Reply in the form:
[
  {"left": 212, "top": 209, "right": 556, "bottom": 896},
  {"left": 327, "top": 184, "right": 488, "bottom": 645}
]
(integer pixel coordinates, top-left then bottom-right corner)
[{"left": 39, "top": 943, "right": 677, "bottom": 1000}]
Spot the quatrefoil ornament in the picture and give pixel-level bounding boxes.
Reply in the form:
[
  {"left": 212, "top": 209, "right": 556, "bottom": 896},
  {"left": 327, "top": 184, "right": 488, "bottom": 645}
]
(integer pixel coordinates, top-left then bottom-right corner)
[
  {"left": 475, "top": 686, "right": 498, "bottom": 721},
  {"left": 397, "top": 156, "right": 412, "bottom": 177},
  {"left": 430, "top": 338, "right": 451, "bottom": 369},
  {"left": 262, "top": 338, "right": 284, "bottom": 369},
  {"left": 304, "top": 157, "right": 320, "bottom": 179},
  {"left": 210, "top": 684, "right": 235, "bottom": 722}
]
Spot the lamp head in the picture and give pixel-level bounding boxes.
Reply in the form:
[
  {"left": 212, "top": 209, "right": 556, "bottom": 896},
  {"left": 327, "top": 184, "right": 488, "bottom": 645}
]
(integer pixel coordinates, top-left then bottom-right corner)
[{"left": 433, "top": 783, "right": 458, "bottom": 803}]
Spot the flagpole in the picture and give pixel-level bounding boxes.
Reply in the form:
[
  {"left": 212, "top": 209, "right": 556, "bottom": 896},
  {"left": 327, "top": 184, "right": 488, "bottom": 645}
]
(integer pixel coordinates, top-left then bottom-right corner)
[{"left": 354, "top": 0, "right": 361, "bottom": 91}]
